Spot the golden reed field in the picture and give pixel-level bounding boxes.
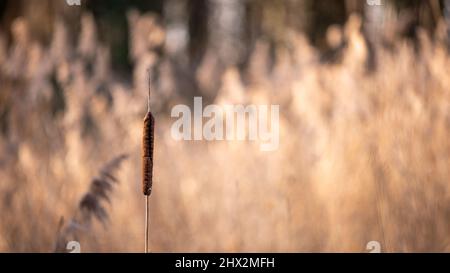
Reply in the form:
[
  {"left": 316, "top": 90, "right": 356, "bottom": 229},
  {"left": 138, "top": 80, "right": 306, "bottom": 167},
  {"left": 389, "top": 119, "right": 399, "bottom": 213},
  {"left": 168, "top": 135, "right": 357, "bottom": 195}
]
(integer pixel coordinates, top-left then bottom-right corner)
[{"left": 0, "top": 7, "right": 449, "bottom": 252}]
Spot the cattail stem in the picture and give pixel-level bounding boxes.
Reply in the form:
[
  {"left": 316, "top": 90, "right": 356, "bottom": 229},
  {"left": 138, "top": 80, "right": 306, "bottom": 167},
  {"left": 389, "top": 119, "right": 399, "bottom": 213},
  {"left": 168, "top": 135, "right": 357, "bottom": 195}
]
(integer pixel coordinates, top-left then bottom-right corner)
[
  {"left": 147, "top": 87, "right": 151, "bottom": 112},
  {"left": 145, "top": 195, "right": 149, "bottom": 253}
]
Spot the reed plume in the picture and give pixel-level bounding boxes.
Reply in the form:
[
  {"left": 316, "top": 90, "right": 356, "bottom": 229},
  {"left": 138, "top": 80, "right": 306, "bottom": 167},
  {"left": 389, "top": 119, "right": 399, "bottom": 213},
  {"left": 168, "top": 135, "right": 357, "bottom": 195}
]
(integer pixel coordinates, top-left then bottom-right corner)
[
  {"left": 54, "top": 154, "right": 128, "bottom": 252},
  {"left": 79, "top": 154, "right": 128, "bottom": 224}
]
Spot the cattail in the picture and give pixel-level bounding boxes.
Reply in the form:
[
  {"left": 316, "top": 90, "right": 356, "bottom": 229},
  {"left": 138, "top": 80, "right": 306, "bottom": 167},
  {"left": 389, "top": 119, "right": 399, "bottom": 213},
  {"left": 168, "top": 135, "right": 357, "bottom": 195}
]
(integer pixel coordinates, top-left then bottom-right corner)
[
  {"left": 142, "top": 111, "right": 155, "bottom": 196},
  {"left": 143, "top": 68, "right": 155, "bottom": 253}
]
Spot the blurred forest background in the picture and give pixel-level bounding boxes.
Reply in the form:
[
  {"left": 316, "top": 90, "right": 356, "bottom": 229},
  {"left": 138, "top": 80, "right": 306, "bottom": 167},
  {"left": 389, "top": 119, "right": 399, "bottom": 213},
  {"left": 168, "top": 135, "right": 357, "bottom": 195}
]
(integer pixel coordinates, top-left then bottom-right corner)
[{"left": 0, "top": 0, "right": 449, "bottom": 252}]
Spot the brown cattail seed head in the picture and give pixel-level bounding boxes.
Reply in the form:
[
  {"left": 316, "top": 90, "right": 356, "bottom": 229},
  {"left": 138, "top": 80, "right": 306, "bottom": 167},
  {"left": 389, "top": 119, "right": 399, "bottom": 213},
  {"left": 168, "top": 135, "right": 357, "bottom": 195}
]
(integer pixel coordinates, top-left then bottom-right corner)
[{"left": 142, "top": 111, "right": 155, "bottom": 196}]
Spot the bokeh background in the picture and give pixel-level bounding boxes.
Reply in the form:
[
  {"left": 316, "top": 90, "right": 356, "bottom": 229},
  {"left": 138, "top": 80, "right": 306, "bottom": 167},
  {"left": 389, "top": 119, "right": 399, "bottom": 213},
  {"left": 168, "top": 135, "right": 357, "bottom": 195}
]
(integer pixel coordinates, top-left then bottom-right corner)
[{"left": 0, "top": 0, "right": 449, "bottom": 252}]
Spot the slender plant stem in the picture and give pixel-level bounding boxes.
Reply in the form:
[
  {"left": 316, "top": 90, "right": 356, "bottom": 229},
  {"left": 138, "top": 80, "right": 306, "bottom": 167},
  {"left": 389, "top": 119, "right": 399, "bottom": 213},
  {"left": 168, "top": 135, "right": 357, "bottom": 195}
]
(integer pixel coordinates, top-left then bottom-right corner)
[
  {"left": 372, "top": 146, "right": 389, "bottom": 252},
  {"left": 148, "top": 68, "right": 151, "bottom": 112},
  {"left": 145, "top": 195, "right": 149, "bottom": 253}
]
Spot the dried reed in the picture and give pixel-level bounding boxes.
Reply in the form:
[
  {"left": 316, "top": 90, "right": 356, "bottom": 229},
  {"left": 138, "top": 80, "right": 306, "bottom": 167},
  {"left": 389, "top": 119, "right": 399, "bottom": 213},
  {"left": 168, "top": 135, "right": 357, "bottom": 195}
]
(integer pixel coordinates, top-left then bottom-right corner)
[{"left": 54, "top": 154, "right": 128, "bottom": 252}]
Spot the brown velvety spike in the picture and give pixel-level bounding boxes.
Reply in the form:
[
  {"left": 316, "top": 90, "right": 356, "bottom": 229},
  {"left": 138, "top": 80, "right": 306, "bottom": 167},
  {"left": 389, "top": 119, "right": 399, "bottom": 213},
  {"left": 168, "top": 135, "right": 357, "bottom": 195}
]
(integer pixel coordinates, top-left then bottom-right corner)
[{"left": 142, "top": 111, "right": 155, "bottom": 196}]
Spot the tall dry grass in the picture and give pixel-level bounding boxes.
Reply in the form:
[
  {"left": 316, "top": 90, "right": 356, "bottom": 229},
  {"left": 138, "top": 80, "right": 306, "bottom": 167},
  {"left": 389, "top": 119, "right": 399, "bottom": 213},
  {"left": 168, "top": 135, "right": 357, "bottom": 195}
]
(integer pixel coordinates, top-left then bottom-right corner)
[{"left": 0, "top": 11, "right": 449, "bottom": 252}]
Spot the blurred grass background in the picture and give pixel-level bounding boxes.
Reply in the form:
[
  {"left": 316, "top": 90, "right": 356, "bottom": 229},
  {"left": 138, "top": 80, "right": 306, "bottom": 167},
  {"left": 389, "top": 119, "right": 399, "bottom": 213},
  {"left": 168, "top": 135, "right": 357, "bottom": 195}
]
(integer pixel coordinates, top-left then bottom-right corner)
[{"left": 0, "top": 0, "right": 449, "bottom": 252}]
